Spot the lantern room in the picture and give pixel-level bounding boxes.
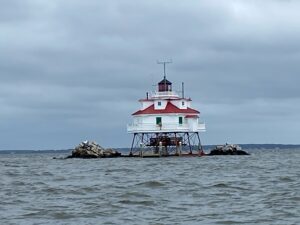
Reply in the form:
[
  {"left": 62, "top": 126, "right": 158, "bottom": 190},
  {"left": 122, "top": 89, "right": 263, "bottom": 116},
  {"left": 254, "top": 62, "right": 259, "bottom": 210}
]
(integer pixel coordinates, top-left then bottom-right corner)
[{"left": 158, "top": 78, "right": 172, "bottom": 92}]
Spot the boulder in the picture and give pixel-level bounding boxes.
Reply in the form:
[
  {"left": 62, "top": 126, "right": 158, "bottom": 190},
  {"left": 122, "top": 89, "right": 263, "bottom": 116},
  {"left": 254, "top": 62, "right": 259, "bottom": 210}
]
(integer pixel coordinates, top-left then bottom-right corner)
[
  {"left": 208, "top": 144, "right": 249, "bottom": 156},
  {"left": 67, "top": 141, "right": 121, "bottom": 158}
]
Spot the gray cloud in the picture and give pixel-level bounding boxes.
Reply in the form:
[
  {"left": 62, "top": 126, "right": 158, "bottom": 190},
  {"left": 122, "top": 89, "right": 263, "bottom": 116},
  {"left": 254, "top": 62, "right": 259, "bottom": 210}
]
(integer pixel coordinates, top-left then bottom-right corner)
[{"left": 1, "top": 0, "right": 300, "bottom": 149}]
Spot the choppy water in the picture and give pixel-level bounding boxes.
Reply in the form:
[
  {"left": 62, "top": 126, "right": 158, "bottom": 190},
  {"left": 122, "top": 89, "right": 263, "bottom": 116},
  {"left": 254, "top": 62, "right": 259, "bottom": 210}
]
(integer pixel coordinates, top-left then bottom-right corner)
[{"left": 1, "top": 149, "right": 299, "bottom": 225}]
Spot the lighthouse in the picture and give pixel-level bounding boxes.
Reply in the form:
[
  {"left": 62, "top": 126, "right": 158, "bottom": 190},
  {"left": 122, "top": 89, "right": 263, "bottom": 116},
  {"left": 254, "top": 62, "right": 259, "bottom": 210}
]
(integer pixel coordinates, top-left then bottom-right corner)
[{"left": 127, "top": 62, "right": 206, "bottom": 157}]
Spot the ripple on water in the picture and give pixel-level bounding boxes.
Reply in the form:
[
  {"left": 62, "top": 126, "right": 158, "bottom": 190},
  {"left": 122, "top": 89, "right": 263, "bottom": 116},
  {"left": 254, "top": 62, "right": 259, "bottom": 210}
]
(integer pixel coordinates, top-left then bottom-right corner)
[
  {"left": 119, "top": 192, "right": 151, "bottom": 198},
  {"left": 118, "top": 199, "right": 156, "bottom": 206},
  {"left": 40, "top": 187, "right": 68, "bottom": 195},
  {"left": 51, "top": 212, "right": 74, "bottom": 220},
  {"left": 0, "top": 150, "right": 300, "bottom": 225},
  {"left": 210, "top": 183, "right": 229, "bottom": 188},
  {"left": 279, "top": 176, "right": 294, "bottom": 182},
  {"left": 105, "top": 168, "right": 134, "bottom": 173},
  {"left": 136, "top": 181, "right": 165, "bottom": 188},
  {"left": 10, "top": 181, "right": 27, "bottom": 186}
]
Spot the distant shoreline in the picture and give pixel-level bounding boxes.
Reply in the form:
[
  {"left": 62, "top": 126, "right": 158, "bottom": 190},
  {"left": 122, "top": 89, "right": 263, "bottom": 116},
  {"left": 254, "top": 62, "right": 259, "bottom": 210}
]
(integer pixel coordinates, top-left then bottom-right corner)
[{"left": 1, "top": 144, "right": 300, "bottom": 154}]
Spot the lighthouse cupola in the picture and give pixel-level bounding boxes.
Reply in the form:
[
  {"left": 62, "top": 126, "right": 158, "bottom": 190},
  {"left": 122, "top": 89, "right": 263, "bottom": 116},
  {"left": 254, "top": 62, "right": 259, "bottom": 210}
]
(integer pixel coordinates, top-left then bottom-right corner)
[{"left": 158, "top": 77, "right": 172, "bottom": 92}]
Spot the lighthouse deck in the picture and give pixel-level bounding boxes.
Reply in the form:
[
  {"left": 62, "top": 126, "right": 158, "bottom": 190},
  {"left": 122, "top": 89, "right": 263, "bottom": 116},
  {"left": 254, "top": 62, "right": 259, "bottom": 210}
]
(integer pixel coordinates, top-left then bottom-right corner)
[
  {"left": 123, "top": 153, "right": 202, "bottom": 158},
  {"left": 127, "top": 122, "right": 206, "bottom": 133}
]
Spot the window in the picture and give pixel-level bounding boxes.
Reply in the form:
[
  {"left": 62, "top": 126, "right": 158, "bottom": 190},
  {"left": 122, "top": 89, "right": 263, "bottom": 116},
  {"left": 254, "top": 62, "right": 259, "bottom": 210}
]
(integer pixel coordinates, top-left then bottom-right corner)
[
  {"left": 182, "top": 101, "right": 185, "bottom": 106},
  {"left": 179, "top": 117, "right": 183, "bottom": 125},
  {"left": 156, "top": 117, "right": 162, "bottom": 125},
  {"left": 158, "top": 101, "right": 161, "bottom": 106}
]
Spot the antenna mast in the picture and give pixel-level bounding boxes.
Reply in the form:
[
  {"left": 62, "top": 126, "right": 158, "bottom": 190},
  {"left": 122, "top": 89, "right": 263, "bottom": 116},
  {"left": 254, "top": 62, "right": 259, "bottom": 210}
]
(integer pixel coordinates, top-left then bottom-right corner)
[{"left": 157, "top": 60, "right": 172, "bottom": 80}]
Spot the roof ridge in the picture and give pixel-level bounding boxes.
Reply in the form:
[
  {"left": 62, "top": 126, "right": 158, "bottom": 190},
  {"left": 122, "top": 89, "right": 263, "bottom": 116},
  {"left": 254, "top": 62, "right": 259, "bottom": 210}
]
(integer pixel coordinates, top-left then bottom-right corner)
[{"left": 132, "top": 101, "right": 200, "bottom": 116}]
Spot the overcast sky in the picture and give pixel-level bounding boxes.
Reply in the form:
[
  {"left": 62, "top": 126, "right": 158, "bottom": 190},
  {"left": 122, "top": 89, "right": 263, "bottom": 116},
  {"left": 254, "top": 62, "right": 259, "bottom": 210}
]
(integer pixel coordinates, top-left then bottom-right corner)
[{"left": 1, "top": 0, "right": 300, "bottom": 150}]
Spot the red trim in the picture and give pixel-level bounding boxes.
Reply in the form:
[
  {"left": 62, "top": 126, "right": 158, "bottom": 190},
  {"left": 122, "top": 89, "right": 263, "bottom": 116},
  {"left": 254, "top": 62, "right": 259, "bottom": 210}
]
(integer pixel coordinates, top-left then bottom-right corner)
[
  {"left": 139, "top": 97, "right": 192, "bottom": 102},
  {"left": 138, "top": 99, "right": 154, "bottom": 102},
  {"left": 185, "top": 115, "right": 199, "bottom": 118},
  {"left": 132, "top": 102, "right": 200, "bottom": 115},
  {"left": 138, "top": 97, "right": 192, "bottom": 102}
]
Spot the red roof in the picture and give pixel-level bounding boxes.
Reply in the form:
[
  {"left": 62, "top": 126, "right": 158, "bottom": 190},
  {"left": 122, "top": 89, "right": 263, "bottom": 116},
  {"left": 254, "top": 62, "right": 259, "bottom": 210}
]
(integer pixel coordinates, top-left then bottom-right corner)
[
  {"left": 132, "top": 102, "right": 200, "bottom": 115},
  {"left": 185, "top": 115, "right": 199, "bottom": 118}
]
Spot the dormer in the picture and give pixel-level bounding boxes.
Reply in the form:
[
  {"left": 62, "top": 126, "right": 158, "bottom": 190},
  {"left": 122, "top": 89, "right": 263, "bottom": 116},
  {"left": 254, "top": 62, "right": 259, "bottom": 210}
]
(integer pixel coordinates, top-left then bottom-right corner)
[
  {"left": 154, "top": 100, "right": 167, "bottom": 110},
  {"left": 170, "top": 99, "right": 187, "bottom": 109}
]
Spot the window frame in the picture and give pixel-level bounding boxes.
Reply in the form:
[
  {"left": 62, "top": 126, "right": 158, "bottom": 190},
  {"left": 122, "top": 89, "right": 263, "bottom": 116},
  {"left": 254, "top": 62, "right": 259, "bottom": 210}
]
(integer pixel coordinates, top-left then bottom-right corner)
[
  {"left": 156, "top": 117, "right": 162, "bottom": 125},
  {"left": 179, "top": 116, "right": 183, "bottom": 125}
]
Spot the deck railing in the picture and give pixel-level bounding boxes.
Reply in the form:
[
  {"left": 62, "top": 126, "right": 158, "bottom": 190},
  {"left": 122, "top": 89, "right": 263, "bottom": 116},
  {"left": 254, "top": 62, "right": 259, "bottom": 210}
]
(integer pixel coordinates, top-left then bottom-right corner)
[
  {"left": 127, "top": 122, "right": 206, "bottom": 133},
  {"left": 151, "top": 91, "right": 179, "bottom": 98}
]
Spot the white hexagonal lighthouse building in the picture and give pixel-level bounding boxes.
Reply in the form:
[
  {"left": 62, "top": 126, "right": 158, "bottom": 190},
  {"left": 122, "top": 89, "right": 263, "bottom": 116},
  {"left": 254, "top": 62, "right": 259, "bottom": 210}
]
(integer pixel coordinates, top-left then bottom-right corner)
[{"left": 127, "top": 64, "right": 206, "bottom": 157}]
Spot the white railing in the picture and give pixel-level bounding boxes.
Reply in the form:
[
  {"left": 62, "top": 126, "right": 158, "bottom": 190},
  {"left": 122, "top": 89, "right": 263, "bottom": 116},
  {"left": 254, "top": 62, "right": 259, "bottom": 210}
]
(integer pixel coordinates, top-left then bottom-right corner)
[
  {"left": 127, "top": 122, "right": 206, "bottom": 133},
  {"left": 151, "top": 91, "right": 179, "bottom": 98}
]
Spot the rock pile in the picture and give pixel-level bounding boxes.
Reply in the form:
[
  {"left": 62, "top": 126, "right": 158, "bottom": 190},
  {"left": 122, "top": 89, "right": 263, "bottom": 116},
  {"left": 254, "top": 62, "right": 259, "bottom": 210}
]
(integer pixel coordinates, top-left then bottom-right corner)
[
  {"left": 208, "top": 144, "right": 249, "bottom": 156},
  {"left": 68, "top": 141, "right": 121, "bottom": 158}
]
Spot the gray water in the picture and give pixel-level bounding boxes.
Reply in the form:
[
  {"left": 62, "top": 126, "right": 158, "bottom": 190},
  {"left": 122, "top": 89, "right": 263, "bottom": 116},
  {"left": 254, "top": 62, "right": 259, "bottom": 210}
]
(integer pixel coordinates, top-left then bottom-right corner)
[{"left": 0, "top": 149, "right": 299, "bottom": 225}]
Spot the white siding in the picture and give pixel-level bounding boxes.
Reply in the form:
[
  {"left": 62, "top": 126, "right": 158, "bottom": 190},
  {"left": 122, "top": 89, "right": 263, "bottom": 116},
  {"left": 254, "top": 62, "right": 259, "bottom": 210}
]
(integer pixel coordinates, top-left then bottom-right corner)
[
  {"left": 187, "top": 118, "right": 199, "bottom": 132},
  {"left": 136, "top": 114, "right": 182, "bottom": 125},
  {"left": 133, "top": 114, "right": 197, "bottom": 128},
  {"left": 154, "top": 100, "right": 167, "bottom": 110},
  {"left": 186, "top": 101, "right": 191, "bottom": 108},
  {"left": 128, "top": 114, "right": 205, "bottom": 133},
  {"left": 171, "top": 100, "right": 187, "bottom": 109}
]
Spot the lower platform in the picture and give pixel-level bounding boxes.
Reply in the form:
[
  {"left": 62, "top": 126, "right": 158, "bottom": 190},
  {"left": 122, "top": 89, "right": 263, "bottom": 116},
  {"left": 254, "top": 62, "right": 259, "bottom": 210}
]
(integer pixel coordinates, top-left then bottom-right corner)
[
  {"left": 122, "top": 152, "right": 204, "bottom": 158},
  {"left": 130, "top": 132, "right": 203, "bottom": 156}
]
